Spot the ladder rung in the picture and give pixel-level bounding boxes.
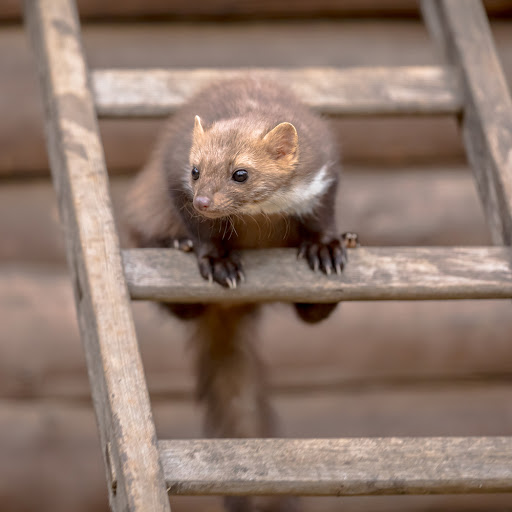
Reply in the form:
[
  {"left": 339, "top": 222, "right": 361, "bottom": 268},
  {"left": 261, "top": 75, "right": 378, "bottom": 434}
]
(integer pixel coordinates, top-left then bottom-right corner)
[
  {"left": 123, "top": 247, "right": 512, "bottom": 302},
  {"left": 93, "top": 66, "right": 462, "bottom": 118},
  {"left": 159, "top": 437, "right": 512, "bottom": 496}
]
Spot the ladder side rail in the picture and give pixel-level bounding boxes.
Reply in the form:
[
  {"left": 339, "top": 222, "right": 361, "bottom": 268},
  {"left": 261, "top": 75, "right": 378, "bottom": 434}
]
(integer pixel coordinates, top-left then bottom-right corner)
[
  {"left": 421, "top": 0, "right": 512, "bottom": 245},
  {"left": 24, "top": 1, "right": 170, "bottom": 511}
]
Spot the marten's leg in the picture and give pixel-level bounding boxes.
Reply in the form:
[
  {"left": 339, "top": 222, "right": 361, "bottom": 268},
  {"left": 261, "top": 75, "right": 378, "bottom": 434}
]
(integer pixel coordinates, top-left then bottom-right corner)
[
  {"left": 294, "top": 180, "right": 344, "bottom": 324},
  {"left": 294, "top": 232, "right": 359, "bottom": 323},
  {"left": 294, "top": 302, "right": 338, "bottom": 323},
  {"left": 193, "top": 304, "right": 299, "bottom": 512},
  {"left": 225, "top": 496, "right": 299, "bottom": 512}
]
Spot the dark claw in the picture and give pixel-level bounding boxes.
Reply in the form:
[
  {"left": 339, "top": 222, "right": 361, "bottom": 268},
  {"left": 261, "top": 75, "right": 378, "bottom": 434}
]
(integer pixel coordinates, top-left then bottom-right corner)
[
  {"left": 299, "top": 238, "right": 348, "bottom": 276},
  {"left": 198, "top": 256, "right": 214, "bottom": 283},
  {"left": 332, "top": 241, "right": 348, "bottom": 275},
  {"left": 319, "top": 244, "right": 333, "bottom": 275},
  {"left": 198, "top": 254, "right": 244, "bottom": 288},
  {"left": 304, "top": 243, "right": 320, "bottom": 272}
]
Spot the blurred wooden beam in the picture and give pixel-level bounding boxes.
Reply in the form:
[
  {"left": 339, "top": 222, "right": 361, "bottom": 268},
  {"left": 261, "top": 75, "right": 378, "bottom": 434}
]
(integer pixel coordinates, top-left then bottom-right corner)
[
  {"left": 93, "top": 66, "right": 461, "bottom": 117},
  {"left": 2, "top": 0, "right": 512, "bottom": 21}
]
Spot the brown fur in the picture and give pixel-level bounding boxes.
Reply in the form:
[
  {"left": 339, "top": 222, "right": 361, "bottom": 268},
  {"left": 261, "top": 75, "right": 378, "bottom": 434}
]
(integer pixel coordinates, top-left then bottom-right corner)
[{"left": 126, "top": 76, "right": 343, "bottom": 512}]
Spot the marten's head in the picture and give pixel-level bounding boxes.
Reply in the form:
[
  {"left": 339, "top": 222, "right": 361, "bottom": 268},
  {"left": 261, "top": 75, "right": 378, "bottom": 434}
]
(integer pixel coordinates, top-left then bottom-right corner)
[{"left": 187, "top": 115, "right": 299, "bottom": 218}]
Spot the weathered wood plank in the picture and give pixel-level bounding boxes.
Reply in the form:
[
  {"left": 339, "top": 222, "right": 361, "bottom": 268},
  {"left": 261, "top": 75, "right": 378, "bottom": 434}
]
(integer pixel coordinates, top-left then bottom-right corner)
[
  {"left": 92, "top": 66, "right": 461, "bottom": 117},
  {"left": 4, "top": 399, "right": 512, "bottom": 512},
  {"left": 24, "top": 1, "right": 170, "bottom": 511},
  {"left": 123, "top": 247, "right": 512, "bottom": 303},
  {"left": 421, "top": 0, "right": 512, "bottom": 244},
  {"left": 159, "top": 437, "right": 512, "bottom": 496}
]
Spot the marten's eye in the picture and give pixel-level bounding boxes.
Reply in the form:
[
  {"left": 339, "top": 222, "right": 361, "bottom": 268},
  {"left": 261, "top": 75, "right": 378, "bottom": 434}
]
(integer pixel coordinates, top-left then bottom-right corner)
[
  {"left": 232, "top": 169, "right": 248, "bottom": 183},
  {"left": 191, "top": 166, "right": 200, "bottom": 180}
]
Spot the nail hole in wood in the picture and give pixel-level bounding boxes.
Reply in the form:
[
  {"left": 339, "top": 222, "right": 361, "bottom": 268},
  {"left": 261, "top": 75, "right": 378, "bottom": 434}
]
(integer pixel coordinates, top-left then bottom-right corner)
[{"left": 105, "top": 442, "right": 118, "bottom": 496}]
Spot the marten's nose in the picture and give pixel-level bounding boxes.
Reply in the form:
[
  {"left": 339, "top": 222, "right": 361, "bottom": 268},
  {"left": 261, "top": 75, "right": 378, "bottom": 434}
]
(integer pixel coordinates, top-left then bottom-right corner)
[{"left": 194, "top": 195, "right": 211, "bottom": 211}]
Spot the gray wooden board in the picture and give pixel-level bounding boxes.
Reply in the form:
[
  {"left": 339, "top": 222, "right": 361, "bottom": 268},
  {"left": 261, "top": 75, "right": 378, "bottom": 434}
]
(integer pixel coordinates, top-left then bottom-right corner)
[
  {"left": 92, "top": 66, "right": 462, "bottom": 117},
  {"left": 421, "top": 0, "right": 512, "bottom": 245},
  {"left": 24, "top": 1, "right": 170, "bottom": 511},
  {"left": 4, "top": 402, "right": 512, "bottom": 512},
  {"left": 159, "top": 437, "right": 512, "bottom": 496},
  {"left": 123, "top": 247, "right": 512, "bottom": 302}
]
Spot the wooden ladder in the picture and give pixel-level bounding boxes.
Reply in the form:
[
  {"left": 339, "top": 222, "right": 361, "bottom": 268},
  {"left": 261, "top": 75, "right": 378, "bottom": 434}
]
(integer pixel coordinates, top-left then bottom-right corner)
[{"left": 25, "top": 0, "right": 512, "bottom": 510}]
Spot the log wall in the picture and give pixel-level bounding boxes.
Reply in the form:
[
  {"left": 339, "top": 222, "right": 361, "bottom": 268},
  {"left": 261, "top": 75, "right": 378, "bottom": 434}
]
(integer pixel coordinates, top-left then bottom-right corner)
[
  {"left": 2, "top": 6, "right": 512, "bottom": 512},
  {"left": 2, "top": 20, "right": 512, "bottom": 177}
]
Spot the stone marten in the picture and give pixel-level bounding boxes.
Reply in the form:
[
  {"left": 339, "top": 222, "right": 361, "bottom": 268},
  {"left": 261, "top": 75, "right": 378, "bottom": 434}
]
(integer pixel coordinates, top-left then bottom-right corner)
[{"left": 126, "top": 76, "right": 347, "bottom": 512}]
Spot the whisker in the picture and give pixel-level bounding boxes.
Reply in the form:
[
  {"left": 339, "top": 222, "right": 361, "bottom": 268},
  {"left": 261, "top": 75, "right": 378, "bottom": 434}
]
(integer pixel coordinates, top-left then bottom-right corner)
[
  {"left": 279, "top": 211, "right": 290, "bottom": 240},
  {"left": 251, "top": 212, "right": 263, "bottom": 240},
  {"left": 222, "top": 218, "right": 229, "bottom": 239},
  {"left": 228, "top": 217, "right": 238, "bottom": 240}
]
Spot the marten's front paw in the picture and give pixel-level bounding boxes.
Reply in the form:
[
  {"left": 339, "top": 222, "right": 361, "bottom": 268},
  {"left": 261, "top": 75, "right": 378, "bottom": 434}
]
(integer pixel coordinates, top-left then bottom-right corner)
[
  {"left": 197, "top": 253, "right": 244, "bottom": 289},
  {"left": 298, "top": 238, "right": 347, "bottom": 275}
]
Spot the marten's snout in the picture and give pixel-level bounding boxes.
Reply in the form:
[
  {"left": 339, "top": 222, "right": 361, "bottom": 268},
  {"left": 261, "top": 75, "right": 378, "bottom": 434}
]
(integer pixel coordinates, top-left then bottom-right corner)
[{"left": 193, "top": 195, "right": 211, "bottom": 212}]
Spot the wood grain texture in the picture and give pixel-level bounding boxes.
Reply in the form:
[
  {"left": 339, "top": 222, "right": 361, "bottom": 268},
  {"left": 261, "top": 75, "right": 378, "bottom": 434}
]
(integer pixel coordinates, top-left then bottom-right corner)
[
  {"left": 159, "top": 437, "right": 512, "bottom": 495},
  {"left": 422, "top": 0, "right": 512, "bottom": 244},
  {"left": 24, "top": 1, "right": 170, "bottom": 511},
  {"left": 93, "top": 66, "right": 462, "bottom": 117},
  {"left": 123, "top": 247, "right": 512, "bottom": 303}
]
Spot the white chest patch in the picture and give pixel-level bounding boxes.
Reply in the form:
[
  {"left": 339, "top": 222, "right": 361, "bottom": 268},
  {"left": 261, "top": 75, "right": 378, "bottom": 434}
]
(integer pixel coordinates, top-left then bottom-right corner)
[{"left": 244, "top": 163, "right": 334, "bottom": 216}]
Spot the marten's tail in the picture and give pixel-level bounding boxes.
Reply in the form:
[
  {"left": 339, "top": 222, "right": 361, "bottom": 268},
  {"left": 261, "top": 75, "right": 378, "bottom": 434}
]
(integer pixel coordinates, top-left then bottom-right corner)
[
  {"left": 192, "top": 303, "right": 274, "bottom": 438},
  {"left": 191, "top": 303, "right": 299, "bottom": 512}
]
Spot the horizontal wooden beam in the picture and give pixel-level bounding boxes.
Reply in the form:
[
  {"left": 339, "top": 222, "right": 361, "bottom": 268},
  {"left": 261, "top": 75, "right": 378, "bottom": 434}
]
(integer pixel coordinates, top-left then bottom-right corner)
[
  {"left": 123, "top": 247, "right": 512, "bottom": 302},
  {"left": 159, "top": 437, "right": 512, "bottom": 496},
  {"left": 92, "top": 66, "right": 462, "bottom": 117}
]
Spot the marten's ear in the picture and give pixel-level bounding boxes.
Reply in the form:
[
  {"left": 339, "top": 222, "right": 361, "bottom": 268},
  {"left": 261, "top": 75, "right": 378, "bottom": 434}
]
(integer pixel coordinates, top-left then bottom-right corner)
[
  {"left": 263, "top": 122, "right": 298, "bottom": 164},
  {"left": 193, "top": 115, "right": 205, "bottom": 140}
]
